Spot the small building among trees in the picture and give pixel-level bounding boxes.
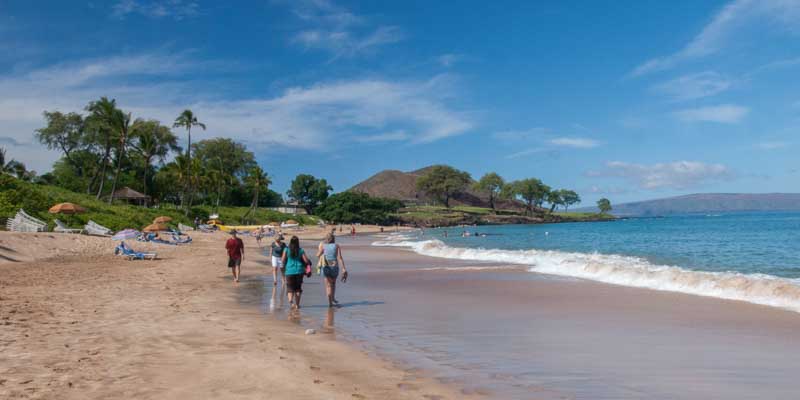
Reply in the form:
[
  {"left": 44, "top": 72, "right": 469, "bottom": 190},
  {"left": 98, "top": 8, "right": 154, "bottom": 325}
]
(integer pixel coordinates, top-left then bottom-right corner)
[{"left": 111, "top": 186, "right": 151, "bottom": 206}]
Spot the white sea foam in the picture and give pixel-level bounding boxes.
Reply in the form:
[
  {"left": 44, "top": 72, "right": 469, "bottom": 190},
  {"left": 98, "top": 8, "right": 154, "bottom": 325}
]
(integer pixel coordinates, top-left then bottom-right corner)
[{"left": 372, "top": 238, "right": 800, "bottom": 313}]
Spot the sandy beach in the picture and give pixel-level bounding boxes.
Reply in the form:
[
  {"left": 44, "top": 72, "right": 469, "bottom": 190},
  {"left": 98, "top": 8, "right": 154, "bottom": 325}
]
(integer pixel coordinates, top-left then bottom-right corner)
[
  {"left": 0, "top": 227, "right": 463, "bottom": 400},
  {"left": 4, "top": 227, "right": 800, "bottom": 399}
]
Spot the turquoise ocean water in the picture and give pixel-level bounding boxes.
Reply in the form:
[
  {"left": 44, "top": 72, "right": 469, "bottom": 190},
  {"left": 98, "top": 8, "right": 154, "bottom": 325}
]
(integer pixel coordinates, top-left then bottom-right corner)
[{"left": 375, "top": 212, "right": 800, "bottom": 312}]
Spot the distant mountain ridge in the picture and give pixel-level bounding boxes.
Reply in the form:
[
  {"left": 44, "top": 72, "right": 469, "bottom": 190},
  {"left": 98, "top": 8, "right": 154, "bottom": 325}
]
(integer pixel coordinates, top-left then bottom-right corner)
[{"left": 579, "top": 193, "right": 800, "bottom": 216}]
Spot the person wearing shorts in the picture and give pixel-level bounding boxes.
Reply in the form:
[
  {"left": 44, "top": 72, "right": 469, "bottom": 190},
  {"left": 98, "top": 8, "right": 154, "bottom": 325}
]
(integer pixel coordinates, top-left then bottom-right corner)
[
  {"left": 281, "top": 236, "right": 311, "bottom": 309},
  {"left": 269, "top": 235, "right": 287, "bottom": 286},
  {"left": 225, "top": 230, "right": 245, "bottom": 283},
  {"left": 317, "top": 233, "right": 348, "bottom": 307}
]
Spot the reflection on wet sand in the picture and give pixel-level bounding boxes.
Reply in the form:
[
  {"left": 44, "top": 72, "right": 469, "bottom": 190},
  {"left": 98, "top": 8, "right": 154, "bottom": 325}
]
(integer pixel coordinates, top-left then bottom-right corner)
[{"left": 322, "top": 307, "right": 336, "bottom": 334}]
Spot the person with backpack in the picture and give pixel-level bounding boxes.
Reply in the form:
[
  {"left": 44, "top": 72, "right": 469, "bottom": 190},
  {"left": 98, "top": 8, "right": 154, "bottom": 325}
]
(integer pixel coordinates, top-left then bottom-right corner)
[
  {"left": 281, "top": 236, "right": 312, "bottom": 309},
  {"left": 317, "top": 233, "right": 348, "bottom": 307}
]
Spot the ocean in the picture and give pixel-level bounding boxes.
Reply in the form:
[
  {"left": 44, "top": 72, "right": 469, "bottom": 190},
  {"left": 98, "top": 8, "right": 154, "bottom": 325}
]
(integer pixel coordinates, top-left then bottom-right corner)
[{"left": 374, "top": 211, "right": 800, "bottom": 313}]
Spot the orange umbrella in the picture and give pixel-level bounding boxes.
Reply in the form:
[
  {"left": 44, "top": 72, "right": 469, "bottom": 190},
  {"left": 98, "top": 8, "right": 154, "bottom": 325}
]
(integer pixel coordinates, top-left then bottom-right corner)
[
  {"left": 153, "top": 216, "right": 173, "bottom": 224},
  {"left": 143, "top": 223, "right": 168, "bottom": 232},
  {"left": 285, "top": 219, "right": 298, "bottom": 225},
  {"left": 49, "top": 202, "right": 87, "bottom": 214}
]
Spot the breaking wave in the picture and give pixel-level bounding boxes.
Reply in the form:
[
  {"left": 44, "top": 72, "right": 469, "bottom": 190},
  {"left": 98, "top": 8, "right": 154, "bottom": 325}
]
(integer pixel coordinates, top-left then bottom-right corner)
[{"left": 372, "top": 238, "right": 800, "bottom": 313}]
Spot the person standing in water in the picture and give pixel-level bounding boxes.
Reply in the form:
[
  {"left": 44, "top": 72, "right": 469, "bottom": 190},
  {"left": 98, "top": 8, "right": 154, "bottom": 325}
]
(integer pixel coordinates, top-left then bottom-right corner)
[
  {"left": 281, "top": 236, "right": 311, "bottom": 309},
  {"left": 269, "top": 235, "right": 287, "bottom": 286},
  {"left": 225, "top": 230, "right": 245, "bottom": 283},
  {"left": 317, "top": 233, "right": 348, "bottom": 307}
]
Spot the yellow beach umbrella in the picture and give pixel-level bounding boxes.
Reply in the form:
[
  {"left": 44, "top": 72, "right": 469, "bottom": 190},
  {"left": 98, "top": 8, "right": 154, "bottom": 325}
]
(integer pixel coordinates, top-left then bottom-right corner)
[{"left": 48, "top": 202, "right": 87, "bottom": 215}]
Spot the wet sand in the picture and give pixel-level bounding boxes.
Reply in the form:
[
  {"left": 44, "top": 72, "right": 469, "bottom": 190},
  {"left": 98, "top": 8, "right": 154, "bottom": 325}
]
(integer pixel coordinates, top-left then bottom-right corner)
[
  {"left": 0, "top": 229, "right": 462, "bottom": 400},
  {"left": 291, "top": 237, "right": 800, "bottom": 399}
]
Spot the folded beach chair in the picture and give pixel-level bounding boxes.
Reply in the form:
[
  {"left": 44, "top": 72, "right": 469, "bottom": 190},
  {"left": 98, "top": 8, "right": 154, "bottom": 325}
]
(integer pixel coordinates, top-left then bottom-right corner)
[
  {"left": 171, "top": 234, "right": 192, "bottom": 244},
  {"left": 84, "top": 220, "right": 113, "bottom": 236},
  {"left": 197, "top": 224, "right": 214, "bottom": 233},
  {"left": 114, "top": 243, "right": 157, "bottom": 260},
  {"left": 8, "top": 209, "right": 48, "bottom": 232},
  {"left": 178, "top": 223, "right": 194, "bottom": 232},
  {"left": 54, "top": 219, "right": 83, "bottom": 234}
]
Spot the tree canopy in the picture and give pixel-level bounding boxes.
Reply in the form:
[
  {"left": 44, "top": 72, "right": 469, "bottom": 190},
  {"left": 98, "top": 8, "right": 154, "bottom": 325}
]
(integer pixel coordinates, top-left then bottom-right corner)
[
  {"left": 287, "top": 174, "right": 332, "bottom": 214},
  {"left": 416, "top": 165, "right": 471, "bottom": 208},
  {"left": 316, "top": 191, "right": 403, "bottom": 225},
  {"left": 474, "top": 172, "right": 505, "bottom": 211},
  {"left": 597, "top": 198, "right": 612, "bottom": 214}
]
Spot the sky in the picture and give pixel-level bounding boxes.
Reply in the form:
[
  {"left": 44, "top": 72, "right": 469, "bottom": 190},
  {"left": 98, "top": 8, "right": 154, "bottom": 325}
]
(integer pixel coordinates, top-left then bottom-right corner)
[{"left": 2, "top": 0, "right": 800, "bottom": 206}]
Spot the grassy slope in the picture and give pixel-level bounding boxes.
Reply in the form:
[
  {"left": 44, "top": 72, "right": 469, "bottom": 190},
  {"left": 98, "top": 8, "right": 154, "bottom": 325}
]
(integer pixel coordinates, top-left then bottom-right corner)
[{"left": 0, "top": 176, "right": 314, "bottom": 231}]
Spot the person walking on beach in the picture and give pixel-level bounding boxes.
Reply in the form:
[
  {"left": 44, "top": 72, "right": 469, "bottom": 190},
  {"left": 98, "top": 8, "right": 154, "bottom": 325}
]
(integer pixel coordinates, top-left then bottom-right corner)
[
  {"left": 317, "top": 233, "right": 348, "bottom": 307},
  {"left": 225, "top": 230, "right": 245, "bottom": 283},
  {"left": 269, "top": 235, "right": 287, "bottom": 286},
  {"left": 281, "top": 236, "right": 312, "bottom": 309},
  {"left": 350, "top": 225, "right": 356, "bottom": 238}
]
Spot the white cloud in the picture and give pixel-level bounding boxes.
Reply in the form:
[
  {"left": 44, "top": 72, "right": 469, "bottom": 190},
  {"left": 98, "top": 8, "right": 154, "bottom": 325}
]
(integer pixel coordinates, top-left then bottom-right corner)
[
  {"left": 756, "top": 141, "right": 789, "bottom": 150},
  {"left": 0, "top": 53, "right": 471, "bottom": 172},
  {"left": 437, "top": 53, "right": 462, "bottom": 68},
  {"left": 673, "top": 104, "right": 749, "bottom": 123},
  {"left": 548, "top": 137, "right": 600, "bottom": 148},
  {"left": 631, "top": 0, "right": 800, "bottom": 76},
  {"left": 491, "top": 128, "right": 549, "bottom": 141},
  {"left": 288, "top": 0, "right": 402, "bottom": 58},
  {"left": 589, "top": 161, "right": 734, "bottom": 189},
  {"left": 353, "top": 131, "right": 409, "bottom": 143},
  {"left": 652, "top": 71, "right": 732, "bottom": 101},
  {"left": 111, "top": 0, "right": 199, "bottom": 20},
  {"left": 505, "top": 147, "right": 548, "bottom": 159}
]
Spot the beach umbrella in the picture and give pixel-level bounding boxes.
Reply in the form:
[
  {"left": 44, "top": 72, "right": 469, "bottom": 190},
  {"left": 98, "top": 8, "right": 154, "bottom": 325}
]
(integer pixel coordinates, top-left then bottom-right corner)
[
  {"left": 143, "top": 223, "right": 168, "bottom": 232},
  {"left": 285, "top": 219, "right": 298, "bottom": 224},
  {"left": 153, "top": 216, "right": 173, "bottom": 224},
  {"left": 48, "top": 202, "right": 87, "bottom": 214},
  {"left": 112, "top": 229, "right": 140, "bottom": 241}
]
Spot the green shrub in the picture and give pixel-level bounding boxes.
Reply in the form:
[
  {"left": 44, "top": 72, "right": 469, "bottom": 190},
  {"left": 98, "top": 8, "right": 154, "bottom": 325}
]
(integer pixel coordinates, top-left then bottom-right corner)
[{"left": 316, "top": 192, "right": 403, "bottom": 225}]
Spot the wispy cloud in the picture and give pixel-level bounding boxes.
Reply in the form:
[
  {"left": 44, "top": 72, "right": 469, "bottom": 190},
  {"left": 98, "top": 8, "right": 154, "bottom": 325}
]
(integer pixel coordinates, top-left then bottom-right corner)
[
  {"left": 504, "top": 147, "right": 548, "bottom": 159},
  {"left": 288, "top": 0, "right": 402, "bottom": 59},
  {"left": 0, "top": 53, "right": 471, "bottom": 171},
  {"left": 756, "top": 141, "right": 789, "bottom": 150},
  {"left": 587, "top": 161, "right": 734, "bottom": 190},
  {"left": 437, "top": 53, "right": 463, "bottom": 68},
  {"left": 491, "top": 128, "right": 549, "bottom": 141},
  {"left": 111, "top": 0, "right": 200, "bottom": 20},
  {"left": 673, "top": 104, "right": 749, "bottom": 123},
  {"left": 652, "top": 71, "right": 732, "bottom": 101},
  {"left": 631, "top": 0, "right": 800, "bottom": 76},
  {"left": 548, "top": 137, "right": 600, "bottom": 148}
]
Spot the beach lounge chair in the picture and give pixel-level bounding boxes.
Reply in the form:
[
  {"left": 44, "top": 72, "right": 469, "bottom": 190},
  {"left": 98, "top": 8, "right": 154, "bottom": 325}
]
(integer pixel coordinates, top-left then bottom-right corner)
[
  {"left": 171, "top": 234, "right": 192, "bottom": 244},
  {"left": 114, "top": 242, "right": 157, "bottom": 260},
  {"left": 178, "top": 223, "right": 194, "bottom": 232},
  {"left": 84, "top": 220, "right": 113, "bottom": 236},
  {"left": 7, "top": 209, "right": 48, "bottom": 232},
  {"left": 54, "top": 219, "right": 83, "bottom": 234}
]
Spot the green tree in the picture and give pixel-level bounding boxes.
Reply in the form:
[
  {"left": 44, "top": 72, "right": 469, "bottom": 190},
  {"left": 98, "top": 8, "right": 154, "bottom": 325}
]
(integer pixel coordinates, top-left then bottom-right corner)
[
  {"left": 0, "top": 147, "right": 15, "bottom": 174},
  {"left": 505, "top": 178, "right": 549, "bottom": 216},
  {"left": 287, "top": 174, "right": 332, "bottom": 214},
  {"left": 474, "top": 172, "right": 505, "bottom": 212},
  {"left": 416, "top": 165, "right": 471, "bottom": 208},
  {"left": 35, "top": 111, "right": 85, "bottom": 174},
  {"left": 129, "top": 119, "right": 179, "bottom": 197},
  {"left": 316, "top": 192, "right": 403, "bottom": 225},
  {"left": 546, "top": 189, "right": 564, "bottom": 213},
  {"left": 85, "top": 97, "right": 119, "bottom": 199},
  {"left": 173, "top": 109, "right": 205, "bottom": 162},
  {"left": 597, "top": 198, "right": 612, "bottom": 214},
  {"left": 241, "top": 166, "right": 271, "bottom": 223},
  {"left": 561, "top": 190, "right": 581, "bottom": 211}
]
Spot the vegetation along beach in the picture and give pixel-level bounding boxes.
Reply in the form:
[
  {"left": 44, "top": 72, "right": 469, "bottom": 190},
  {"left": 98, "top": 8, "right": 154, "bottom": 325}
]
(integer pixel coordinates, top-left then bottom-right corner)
[{"left": 4, "top": 1, "right": 800, "bottom": 399}]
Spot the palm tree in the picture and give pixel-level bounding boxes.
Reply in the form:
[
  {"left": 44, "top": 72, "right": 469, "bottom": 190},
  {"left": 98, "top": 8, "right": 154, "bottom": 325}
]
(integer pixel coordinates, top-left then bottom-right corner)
[
  {"left": 107, "top": 109, "right": 132, "bottom": 204},
  {"left": 173, "top": 110, "right": 205, "bottom": 209},
  {"left": 86, "top": 97, "right": 118, "bottom": 199},
  {"left": 0, "top": 147, "right": 13, "bottom": 174},
  {"left": 130, "top": 120, "right": 179, "bottom": 196},
  {"left": 242, "top": 166, "right": 271, "bottom": 224}
]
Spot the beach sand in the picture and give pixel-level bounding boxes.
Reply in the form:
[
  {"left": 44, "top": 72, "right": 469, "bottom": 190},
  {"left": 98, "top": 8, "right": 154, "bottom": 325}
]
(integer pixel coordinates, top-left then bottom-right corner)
[
  {"left": 0, "top": 227, "right": 463, "bottom": 400},
  {"left": 4, "top": 227, "right": 800, "bottom": 399}
]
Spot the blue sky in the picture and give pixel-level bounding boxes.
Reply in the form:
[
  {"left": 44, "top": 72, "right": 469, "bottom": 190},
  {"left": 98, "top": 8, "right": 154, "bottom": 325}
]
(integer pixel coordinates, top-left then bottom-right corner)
[{"left": 2, "top": 0, "right": 800, "bottom": 206}]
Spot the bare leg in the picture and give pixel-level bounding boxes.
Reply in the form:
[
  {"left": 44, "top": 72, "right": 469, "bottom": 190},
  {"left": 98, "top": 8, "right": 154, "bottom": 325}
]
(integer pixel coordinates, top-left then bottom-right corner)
[
  {"left": 234, "top": 265, "right": 241, "bottom": 282},
  {"left": 325, "top": 277, "right": 334, "bottom": 306},
  {"left": 294, "top": 291, "right": 302, "bottom": 308},
  {"left": 272, "top": 267, "right": 278, "bottom": 285}
]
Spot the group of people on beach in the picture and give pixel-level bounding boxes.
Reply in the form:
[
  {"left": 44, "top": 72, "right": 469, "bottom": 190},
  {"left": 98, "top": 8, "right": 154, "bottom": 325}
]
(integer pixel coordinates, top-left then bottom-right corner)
[{"left": 224, "top": 229, "right": 348, "bottom": 309}]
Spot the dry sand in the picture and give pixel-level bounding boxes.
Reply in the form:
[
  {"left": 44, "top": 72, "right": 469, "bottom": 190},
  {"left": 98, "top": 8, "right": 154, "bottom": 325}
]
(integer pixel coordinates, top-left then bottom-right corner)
[{"left": 0, "top": 227, "right": 463, "bottom": 400}]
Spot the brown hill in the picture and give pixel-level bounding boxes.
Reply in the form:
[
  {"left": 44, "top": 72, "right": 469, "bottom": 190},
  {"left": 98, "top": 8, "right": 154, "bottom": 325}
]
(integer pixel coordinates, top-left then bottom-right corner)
[{"left": 350, "top": 167, "right": 523, "bottom": 210}]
